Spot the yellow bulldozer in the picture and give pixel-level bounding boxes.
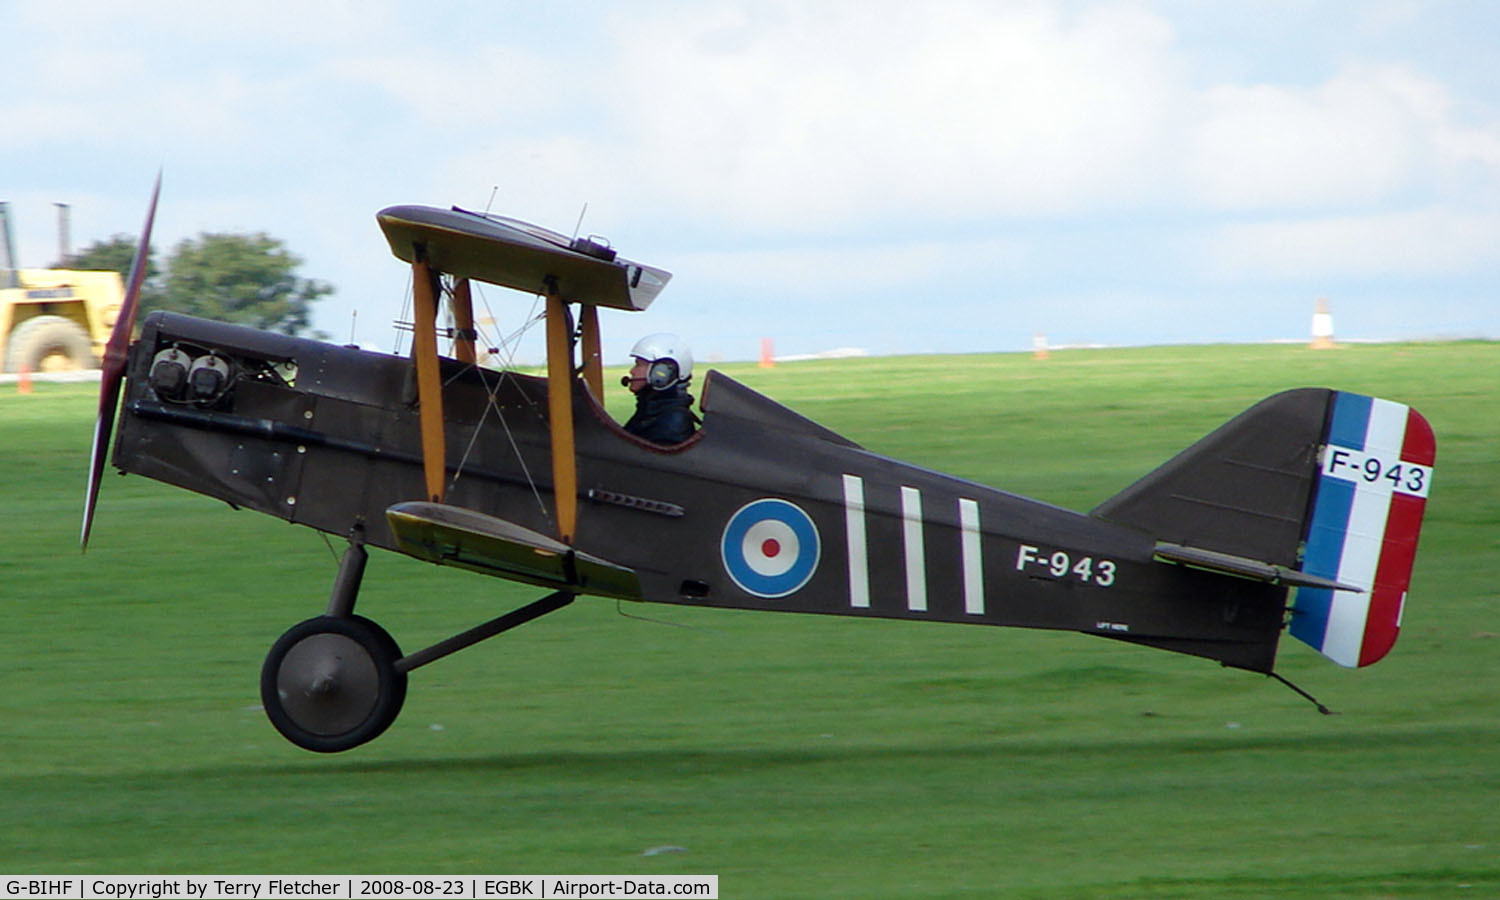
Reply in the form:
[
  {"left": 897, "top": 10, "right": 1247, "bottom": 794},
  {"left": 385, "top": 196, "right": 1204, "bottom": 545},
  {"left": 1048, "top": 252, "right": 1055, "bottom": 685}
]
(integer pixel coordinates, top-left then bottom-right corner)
[{"left": 1, "top": 201, "right": 125, "bottom": 374}]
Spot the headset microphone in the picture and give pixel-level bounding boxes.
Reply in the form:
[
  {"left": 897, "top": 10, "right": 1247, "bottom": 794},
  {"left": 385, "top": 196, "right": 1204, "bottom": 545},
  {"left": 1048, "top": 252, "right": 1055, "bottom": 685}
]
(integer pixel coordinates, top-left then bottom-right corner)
[{"left": 620, "top": 375, "right": 632, "bottom": 387}]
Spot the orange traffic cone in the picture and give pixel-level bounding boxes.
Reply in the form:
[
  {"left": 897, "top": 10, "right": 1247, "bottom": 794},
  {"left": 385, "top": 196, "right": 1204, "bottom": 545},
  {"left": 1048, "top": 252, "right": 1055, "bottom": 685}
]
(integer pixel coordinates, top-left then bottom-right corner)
[{"left": 17, "top": 364, "right": 32, "bottom": 395}]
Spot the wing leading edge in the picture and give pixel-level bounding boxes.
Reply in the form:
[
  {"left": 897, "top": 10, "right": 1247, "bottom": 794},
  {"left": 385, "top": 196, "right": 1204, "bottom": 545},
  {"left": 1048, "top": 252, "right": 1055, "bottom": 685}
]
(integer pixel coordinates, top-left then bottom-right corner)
[{"left": 376, "top": 205, "right": 671, "bottom": 311}]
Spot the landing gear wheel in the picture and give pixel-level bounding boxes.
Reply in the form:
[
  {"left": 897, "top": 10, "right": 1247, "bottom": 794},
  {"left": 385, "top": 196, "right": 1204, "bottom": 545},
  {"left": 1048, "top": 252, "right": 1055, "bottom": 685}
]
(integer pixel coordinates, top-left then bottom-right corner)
[{"left": 261, "top": 615, "right": 407, "bottom": 753}]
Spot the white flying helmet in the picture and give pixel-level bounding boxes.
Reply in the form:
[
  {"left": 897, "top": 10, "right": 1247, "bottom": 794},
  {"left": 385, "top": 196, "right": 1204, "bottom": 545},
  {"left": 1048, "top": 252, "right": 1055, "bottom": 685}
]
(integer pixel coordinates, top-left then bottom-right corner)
[{"left": 630, "top": 332, "right": 693, "bottom": 389}]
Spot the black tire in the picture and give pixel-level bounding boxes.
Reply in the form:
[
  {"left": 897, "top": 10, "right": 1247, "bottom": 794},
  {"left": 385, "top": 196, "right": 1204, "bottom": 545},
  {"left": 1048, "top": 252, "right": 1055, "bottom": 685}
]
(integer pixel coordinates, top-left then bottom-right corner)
[
  {"left": 260, "top": 615, "right": 407, "bottom": 753},
  {"left": 4, "top": 314, "right": 95, "bottom": 373}
]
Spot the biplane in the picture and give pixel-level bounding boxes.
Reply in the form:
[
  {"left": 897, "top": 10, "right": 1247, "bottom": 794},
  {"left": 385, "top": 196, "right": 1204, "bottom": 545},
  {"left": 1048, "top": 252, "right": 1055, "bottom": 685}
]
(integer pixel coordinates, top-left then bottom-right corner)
[{"left": 83, "top": 178, "right": 1436, "bottom": 752}]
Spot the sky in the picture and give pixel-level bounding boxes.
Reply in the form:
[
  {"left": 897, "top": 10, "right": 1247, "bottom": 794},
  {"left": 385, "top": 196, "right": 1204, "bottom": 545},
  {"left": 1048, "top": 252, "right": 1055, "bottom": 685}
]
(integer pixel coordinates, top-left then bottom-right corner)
[{"left": 4, "top": 0, "right": 1499, "bottom": 363}]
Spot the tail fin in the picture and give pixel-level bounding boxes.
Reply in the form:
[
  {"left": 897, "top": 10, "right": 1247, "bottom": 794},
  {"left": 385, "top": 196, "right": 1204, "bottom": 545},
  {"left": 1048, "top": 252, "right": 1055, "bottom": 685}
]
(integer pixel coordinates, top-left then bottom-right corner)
[{"left": 1093, "top": 389, "right": 1435, "bottom": 668}]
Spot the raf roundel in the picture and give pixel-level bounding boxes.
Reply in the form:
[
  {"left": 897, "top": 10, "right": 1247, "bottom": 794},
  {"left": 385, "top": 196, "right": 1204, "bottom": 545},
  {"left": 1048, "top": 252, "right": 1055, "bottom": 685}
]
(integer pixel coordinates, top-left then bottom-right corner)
[{"left": 721, "top": 498, "right": 821, "bottom": 599}]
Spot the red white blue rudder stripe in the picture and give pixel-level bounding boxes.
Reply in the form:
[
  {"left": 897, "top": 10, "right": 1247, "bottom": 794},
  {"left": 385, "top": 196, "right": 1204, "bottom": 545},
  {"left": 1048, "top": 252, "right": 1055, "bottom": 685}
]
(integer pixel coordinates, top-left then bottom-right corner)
[{"left": 1291, "top": 392, "right": 1435, "bottom": 667}]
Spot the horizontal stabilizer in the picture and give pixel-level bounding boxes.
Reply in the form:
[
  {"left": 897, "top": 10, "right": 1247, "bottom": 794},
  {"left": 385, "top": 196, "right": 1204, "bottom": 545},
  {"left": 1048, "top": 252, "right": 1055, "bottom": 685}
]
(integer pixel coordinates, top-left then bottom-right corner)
[
  {"left": 1289, "top": 393, "right": 1434, "bottom": 667},
  {"left": 386, "top": 502, "right": 643, "bottom": 600},
  {"left": 1153, "top": 542, "right": 1362, "bottom": 593}
]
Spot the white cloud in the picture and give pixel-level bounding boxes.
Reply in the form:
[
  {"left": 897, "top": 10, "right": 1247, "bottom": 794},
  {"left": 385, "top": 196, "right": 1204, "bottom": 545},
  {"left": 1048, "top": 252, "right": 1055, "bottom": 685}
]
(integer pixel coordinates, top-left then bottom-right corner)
[
  {"left": 13, "top": 0, "right": 396, "bottom": 48},
  {"left": 401, "top": 2, "right": 1185, "bottom": 234},
  {"left": 673, "top": 235, "right": 1030, "bottom": 296},
  {"left": 602, "top": 2, "right": 1182, "bottom": 229},
  {"left": 1197, "top": 207, "right": 1500, "bottom": 279},
  {"left": 326, "top": 45, "right": 577, "bottom": 130},
  {"left": 1183, "top": 64, "right": 1492, "bottom": 210}
]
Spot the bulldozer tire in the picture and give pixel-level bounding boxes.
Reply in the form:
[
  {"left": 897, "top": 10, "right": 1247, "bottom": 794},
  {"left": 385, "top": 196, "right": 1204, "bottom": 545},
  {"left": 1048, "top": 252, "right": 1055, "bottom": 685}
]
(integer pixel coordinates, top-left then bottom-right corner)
[{"left": 4, "top": 315, "right": 95, "bottom": 373}]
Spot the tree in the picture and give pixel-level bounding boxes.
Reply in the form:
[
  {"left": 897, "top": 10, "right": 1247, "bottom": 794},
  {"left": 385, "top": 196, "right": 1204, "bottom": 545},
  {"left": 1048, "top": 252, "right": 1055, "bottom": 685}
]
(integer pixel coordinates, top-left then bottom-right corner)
[
  {"left": 64, "top": 230, "right": 330, "bottom": 337},
  {"left": 159, "top": 233, "right": 331, "bottom": 335},
  {"left": 63, "top": 235, "right": 165, "bottom": 308}
]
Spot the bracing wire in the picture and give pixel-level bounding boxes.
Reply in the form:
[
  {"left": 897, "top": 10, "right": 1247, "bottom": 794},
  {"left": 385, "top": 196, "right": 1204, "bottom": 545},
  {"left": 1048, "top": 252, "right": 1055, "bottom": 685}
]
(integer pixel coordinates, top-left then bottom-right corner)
[
  {"left": 613, "top": 598, "right": 721, "bottom": 634},
  {"left": 390, "top": 268, "right": 556, "bottom": 525},
  {"left": 391, "top": 267, "right": 414, "bottom": 356},
  {"left": 440, "top": 277, "right": 551, "bottom": 522}
]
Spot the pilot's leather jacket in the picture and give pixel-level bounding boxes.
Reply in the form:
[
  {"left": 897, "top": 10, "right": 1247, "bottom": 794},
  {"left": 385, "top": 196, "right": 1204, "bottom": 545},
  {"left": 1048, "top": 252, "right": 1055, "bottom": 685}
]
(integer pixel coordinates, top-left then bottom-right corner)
[{"left": 624, "top": 385, "right": 696, "bottom": 445}]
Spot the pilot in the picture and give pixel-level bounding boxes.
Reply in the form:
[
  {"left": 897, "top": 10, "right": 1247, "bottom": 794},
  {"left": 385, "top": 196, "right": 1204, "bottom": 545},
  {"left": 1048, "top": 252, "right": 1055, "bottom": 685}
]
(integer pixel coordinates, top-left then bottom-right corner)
[{"left": 621, "top": 332, "right": 697, "bottom": 445}]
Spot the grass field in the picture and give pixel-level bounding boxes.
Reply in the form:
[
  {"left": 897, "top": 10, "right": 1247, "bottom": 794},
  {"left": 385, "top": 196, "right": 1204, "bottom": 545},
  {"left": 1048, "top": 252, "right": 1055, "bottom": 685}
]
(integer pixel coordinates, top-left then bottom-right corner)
[{"left": 2, "top": 341, "right": 1496, "bottom": 897}]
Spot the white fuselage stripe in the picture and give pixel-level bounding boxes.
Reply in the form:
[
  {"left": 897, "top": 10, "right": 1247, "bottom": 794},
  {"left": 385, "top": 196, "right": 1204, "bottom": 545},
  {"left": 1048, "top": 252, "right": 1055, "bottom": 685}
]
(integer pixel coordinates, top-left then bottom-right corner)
[
  {"left": 959, "top": 498, "right": 984, "bottom": 615},
  {"left": 843, "top": 474, "right": 870, "bottom": 608},
  {"left": 901, "top": 486, "right": 928, "bottom": 611}
]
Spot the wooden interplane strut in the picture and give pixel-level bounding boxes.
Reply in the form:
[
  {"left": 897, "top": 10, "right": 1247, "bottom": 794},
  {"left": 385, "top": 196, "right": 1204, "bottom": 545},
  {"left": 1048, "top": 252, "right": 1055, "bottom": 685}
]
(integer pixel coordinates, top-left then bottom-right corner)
[
  {"left": 544, "top": 288, "right": 579, "bottom": 543},
  {"left": 409, "top": 257, "right": 447, "bottom": 502},
  {"left": 411, "top": 257, "right": 582, "bottom": 542},
  {"left": 450, "top": 277, "right": 477, "bottom": 365},
  {"left": 579, "top": 303, "right": 604, "bottom": 400}
]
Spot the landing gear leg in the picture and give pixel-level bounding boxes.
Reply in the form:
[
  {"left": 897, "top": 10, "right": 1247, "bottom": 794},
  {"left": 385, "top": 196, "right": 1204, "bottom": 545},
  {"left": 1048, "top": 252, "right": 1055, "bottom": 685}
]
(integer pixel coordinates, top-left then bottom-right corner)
[
  {"left": 326, "top": 540, "right": 367, "bottom": 618},
  {"left": 260, "top": 539, "right": 407, "bottom": 753},
  {"left": 260, "top": 541, "right": 578, "bottom": 753}
]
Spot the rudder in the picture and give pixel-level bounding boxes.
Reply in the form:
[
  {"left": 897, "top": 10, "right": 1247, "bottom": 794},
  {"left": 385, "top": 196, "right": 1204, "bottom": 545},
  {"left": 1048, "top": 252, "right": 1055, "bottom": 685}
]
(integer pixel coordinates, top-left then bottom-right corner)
[{"left": 1290, "top": 392, "right": 1435, "bottom": 667}]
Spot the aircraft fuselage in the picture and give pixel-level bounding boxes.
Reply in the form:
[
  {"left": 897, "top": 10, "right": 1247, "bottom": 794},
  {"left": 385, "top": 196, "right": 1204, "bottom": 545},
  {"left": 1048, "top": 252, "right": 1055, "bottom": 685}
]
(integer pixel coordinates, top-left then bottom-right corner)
[{"left": 114, "top": 312, "right": 1286, "bottom": 673}]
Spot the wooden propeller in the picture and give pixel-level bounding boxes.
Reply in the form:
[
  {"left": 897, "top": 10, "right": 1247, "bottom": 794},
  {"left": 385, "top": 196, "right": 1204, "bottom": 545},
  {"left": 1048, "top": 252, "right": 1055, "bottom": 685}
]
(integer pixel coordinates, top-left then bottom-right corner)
[{"left": 81, "top": 172, "right": 161, "bottom": 550}]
